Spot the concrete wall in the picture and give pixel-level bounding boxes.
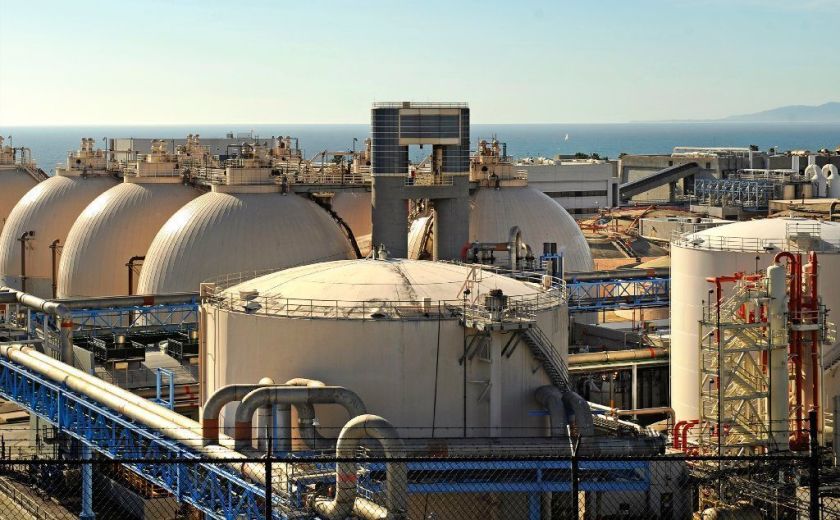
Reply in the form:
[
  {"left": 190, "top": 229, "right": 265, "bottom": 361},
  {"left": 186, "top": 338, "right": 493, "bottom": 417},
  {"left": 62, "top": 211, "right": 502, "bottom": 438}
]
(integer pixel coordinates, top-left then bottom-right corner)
[{"left": 522, "top": 161, "right": 617, "bottom": 216}]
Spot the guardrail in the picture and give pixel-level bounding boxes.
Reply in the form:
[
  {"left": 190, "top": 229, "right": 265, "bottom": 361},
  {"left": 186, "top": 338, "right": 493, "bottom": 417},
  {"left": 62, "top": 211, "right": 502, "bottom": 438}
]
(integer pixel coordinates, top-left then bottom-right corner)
[{"left": 671, "top": 230, "right": 840, "bottom": 253}]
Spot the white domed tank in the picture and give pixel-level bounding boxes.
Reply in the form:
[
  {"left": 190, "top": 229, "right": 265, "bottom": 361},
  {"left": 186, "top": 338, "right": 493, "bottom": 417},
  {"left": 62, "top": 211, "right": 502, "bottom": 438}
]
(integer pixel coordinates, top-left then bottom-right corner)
[
  {"left": 57, "top": 179, "right": 201, "bottom": 297},
  {"left": 137, "top": 191, "right": 356, "bottom": 294},
  {"left": 330, "top": 191, "right": 371, "bottom": 255},
  {"left": 0, "top": 162, "right": 118, "bottom": 298},
  {"left": 0, "top": 166, "right": 42, "bottom": 235},
  {"left": 469, "top": 186, "right": 593, "bottom": 272},
  {"left": 201, "top": 258, "right": 568, "bottom": 439},
  {"left": 670, "top": 218, "right": 840, "bottom": 426}
]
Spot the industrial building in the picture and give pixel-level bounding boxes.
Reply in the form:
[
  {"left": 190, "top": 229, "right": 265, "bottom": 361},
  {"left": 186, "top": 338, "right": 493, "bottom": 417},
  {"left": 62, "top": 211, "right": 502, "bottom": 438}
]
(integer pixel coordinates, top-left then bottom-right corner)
[{"left": 0, "top": 102, "right": 839, "bottom": 519}]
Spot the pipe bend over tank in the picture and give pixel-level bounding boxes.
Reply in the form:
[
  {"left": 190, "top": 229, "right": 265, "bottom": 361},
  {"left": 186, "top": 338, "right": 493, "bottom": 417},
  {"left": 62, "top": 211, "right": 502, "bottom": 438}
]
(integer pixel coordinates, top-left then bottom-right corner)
[
  {"left": 562, "top": 389, "right": 595, "bottom": 438},
  {"left": 535, "top": 385, "right": 569, "bottom": 437},
  {"left": 233, "top": 386, "right": 367, "bottom": 451},
  {"left": 313, "top": 414, "right": 407, "bottom": 520},
  {"left": 201, "top": 383, "right": 275, "bottom": 445}
]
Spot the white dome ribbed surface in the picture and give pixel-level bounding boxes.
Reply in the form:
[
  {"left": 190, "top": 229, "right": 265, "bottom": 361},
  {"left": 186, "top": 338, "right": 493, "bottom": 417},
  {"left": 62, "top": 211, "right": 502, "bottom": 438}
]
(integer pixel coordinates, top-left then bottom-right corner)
[
  {"left": 469, "top": 186, "right": 593, "bottom": 272},
  {"left": 224, "top": 258, "right": 545, "bottom": 305},
  {"left": 137, "top": 192, "right": 355, "bottom": 293},
  {"left": 0, "top": 167, "right": 41, "bottom": 234},
  {"left": 0, "top": 175, "right": 119, "bottom": 296},
  {"left": 57, "top": 181, "right": 201, "bottom": 297}
]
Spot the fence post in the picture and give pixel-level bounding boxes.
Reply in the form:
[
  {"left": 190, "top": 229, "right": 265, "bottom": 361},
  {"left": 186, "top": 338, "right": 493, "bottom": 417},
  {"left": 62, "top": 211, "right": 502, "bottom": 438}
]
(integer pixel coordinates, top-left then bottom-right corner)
[
  {"left": 809, "top": 409, "right": 820, "bottom": 519},
  {"left": 265, "top": 430, "right": 273, "bottom": 520},
  {"left": 570, "top": 434, "right": 581, "bottom": 520}
]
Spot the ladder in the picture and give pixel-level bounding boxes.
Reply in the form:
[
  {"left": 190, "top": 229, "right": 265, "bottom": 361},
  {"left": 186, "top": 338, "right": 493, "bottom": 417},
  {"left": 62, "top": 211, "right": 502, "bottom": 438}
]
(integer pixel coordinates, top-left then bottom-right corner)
[{"left": 520, "top": 325, "right": 570, "bottom": 391}]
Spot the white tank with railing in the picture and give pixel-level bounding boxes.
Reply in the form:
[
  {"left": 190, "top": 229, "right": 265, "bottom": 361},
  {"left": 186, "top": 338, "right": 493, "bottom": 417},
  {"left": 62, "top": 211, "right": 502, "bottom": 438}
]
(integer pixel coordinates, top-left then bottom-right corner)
[
  {"left": 670, "top": 217, "right": 840, "bottom": 428},
  {"left": 200, "top": 258, "right": 568, "bottom": 442}
]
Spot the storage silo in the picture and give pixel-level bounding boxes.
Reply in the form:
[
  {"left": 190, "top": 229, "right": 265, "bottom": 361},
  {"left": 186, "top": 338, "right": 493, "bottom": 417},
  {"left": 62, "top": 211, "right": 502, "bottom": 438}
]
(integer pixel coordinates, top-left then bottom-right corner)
[
  {"left": 330, "top": 191, "right": 372, "bottom": 255},
  {"left": 470, "top": 186, "right": 593, "bottom": 272},
  {"left": 57, "top": 142, "right": 202, "bottom": 297},
  {"left": 201, "top": 258, "right": 569, "bottom": 440},
  {"left": 136, "top": 160, "right": 356, "bottom": 294},
  {"left": 0, "top": 138, "right": 44, "bottom": 235},
  {"left": 0, "top": 139, "right": 119, "bottom": 298},
  {"left": 670, "top": 218, "right": 840, "bottom": 426}
]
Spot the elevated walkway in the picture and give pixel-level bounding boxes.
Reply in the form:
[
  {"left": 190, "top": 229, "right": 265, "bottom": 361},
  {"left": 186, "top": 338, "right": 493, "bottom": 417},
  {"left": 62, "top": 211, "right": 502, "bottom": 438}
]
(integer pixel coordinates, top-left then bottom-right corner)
[{"left": 619, "top": 162, "right": 700, "bottom": 201}]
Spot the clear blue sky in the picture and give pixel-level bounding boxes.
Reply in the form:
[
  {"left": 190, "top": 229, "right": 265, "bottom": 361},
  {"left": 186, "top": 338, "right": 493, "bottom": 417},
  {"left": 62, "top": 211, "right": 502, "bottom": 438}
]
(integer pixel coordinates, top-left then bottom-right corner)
[{"left": 0, "top": 0, "right": 837, "bottom": 125}]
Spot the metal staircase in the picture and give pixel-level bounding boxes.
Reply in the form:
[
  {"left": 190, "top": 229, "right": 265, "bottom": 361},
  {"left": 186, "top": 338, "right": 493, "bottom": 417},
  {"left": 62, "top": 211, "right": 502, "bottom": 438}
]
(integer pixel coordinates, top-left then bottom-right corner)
[{"left": 520, "top": 325, "right": 570, "bottom": 391}]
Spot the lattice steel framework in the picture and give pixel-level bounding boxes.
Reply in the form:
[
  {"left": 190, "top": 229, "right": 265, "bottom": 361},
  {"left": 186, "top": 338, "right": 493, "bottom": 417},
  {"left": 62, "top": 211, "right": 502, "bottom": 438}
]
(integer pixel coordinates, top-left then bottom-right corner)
[
  {"left": 694, "top": 178, "right": 776, "bottom": 208},
  {"left": 698, "top": 278, "right": 776, "bottom": 456}
]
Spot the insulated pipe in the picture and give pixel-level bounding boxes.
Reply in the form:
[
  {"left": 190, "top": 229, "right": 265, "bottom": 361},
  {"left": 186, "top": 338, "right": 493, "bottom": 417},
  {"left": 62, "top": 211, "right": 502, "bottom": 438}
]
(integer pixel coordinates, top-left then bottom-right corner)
[
  {"left": 568, "top": 347, "right": 667, "bottom": 365},
  {"left": 767, "top": 264, "right": 790, "bottom": 450},
  {"left": 831, "top": 200, "right": 840, "bottom": 222},
  {"left": 0, "top": 344, "right": 273, "bottom": 489},
  {"left": 807, "top": 252, "right": 821, "bottom": 418},
  {"left": 256, "top": 377, "right": 275, "bottom": 453},
  {"left": 562, "top": 390, "right": 595, "bottom": 438},
  {"left": 233, "top": 386, "right": 367, "bottom": 451},
  {"left": 313, "top": 414, "right": 407, "bottom": 520},
  {"left": 201, "top": 383, "right": 275, "bottom": 445},
  {"left": 564, "top": 267, "right": 670, "bottom": 283},
  {"left": 534, "top": 385, "right": 569, "bottom": 437},
  {"left": 774, "top": 252, "right": 805, "bottom": 444},
  {"left": 1, "top": 287, "right": 74, "bottom": 364},
  {"left": 284, "top": 378, "right": 331, "bottom": 450}
]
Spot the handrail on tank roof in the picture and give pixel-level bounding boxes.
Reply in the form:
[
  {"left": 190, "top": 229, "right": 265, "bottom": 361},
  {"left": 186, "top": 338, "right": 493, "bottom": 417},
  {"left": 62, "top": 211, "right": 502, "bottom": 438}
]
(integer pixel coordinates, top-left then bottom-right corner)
[{"left": 371, "top": 102, "right": 469, "bottom": 109}]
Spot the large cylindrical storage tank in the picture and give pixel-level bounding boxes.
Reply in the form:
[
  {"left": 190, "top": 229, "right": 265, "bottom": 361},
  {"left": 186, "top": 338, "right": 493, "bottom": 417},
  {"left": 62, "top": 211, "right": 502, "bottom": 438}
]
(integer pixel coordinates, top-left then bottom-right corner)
[
  {"left": 201, "top": 258, "right": 568, "bottom": 440},
  {"left": 57, "top": 178, "right": 202, "bottom": 297},
  {"left": 470, "top": 187, "right": 593, "bottom": 272},
  {"left": 0, "top": 173, "right": 119, "bottom": 298},
  {"left": 330, "top": 191, "right": 371, "bottom": 255},
  {"left": 137, "top": 190, "right": 356, "bottom": 294},
  {"left": 0, "top": 166, "right": 42, "bottom": 235},
  {"left": 670, "top": 218, "right": 840, "bottom": 427}
]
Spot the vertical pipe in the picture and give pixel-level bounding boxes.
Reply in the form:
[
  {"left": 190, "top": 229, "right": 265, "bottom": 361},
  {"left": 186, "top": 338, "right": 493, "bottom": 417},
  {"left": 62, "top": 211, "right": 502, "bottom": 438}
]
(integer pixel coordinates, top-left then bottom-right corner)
[
  {"left": 767, "top": 264, "right": 790, "bottom": 450},
  {"left": 80, "top": 444, "right": 95, "bottom": 520},
  {"left": 50, "top": 239, "right": 60, "bottom": 298},
  {"left": 808, "top": 252, "right": 820, "bottom": 419}
]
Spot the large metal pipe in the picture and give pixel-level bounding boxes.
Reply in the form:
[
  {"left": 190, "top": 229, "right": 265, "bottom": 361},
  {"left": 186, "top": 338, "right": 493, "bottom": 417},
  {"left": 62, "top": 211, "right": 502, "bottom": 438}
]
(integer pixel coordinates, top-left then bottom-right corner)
[
  {"left": 54, "top": 292, "right": 198, "bottom": 309},
  {"left": 312, "top": 414, "right": 406, "bottom": 520},
  {"left": 0, "top": 343, "right": 273, "bottom": 488},
  {"left": 534, "top": 385, "right": 569, "bottom": 437},
  {"left": 564, "top": 267, "right": 669, "bottom": 283},
  {"left": 562, "top": 389, "right": 595, "bottom": 438},
  {"left": 767, "top": 263, "right": 789, "bottom": 449},
  {"left": 568, "top": 347, "right": 667, "bottom": 366},
  {"left": 201, "top": 383, "right": 275, "bottom": 445},
  {"left": 1, "top": 287, "right": 74, "bottom": 363},
  {"left": 233, "top": 386, "right": 367, "bottom": 451}
]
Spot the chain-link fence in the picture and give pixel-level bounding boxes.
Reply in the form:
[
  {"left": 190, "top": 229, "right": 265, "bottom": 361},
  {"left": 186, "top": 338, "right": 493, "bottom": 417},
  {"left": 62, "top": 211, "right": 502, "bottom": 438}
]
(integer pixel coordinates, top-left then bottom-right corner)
[{"left": 0, "top": 448, "right": 837, "bottom": 519}]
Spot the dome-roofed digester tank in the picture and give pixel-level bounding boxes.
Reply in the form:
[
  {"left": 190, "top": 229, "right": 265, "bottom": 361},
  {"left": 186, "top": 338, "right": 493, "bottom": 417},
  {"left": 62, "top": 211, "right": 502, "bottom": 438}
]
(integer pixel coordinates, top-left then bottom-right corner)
[
  {"left": 670, "top": 217, "right": 840, "bottom": 429},
  {"left": 330, "top": 191, "right": 372, "bottom": 255},
  {"left": 0, "top": 137, "right": 46, "bottom": 235},
  {"left": 137, "top": 144, "right": 355, "bottom": 294},
  {"left": 0, "top": 138, "right": 119, "bottom": 298},
  {"left": 201, "top": 258, "right": 569, "bottom": 440},
  {"left": 469, "top": 186, "right": 594, "bottom": 272},
  {"left": 57, "top": 140, "right": 202, "bottom": 297}
]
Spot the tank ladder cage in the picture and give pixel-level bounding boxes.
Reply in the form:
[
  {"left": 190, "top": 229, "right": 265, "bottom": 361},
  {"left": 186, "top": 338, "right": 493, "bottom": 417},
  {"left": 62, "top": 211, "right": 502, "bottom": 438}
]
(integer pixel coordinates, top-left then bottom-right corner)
[
  {"left": 0, "top": 358, "right": 290, "bottom": 519},
  {"left": 697, "top": 278, "right": 775, "bottom": 457},
  {"left": 566, "top": 277, "right": 670, "bottom": 312}
]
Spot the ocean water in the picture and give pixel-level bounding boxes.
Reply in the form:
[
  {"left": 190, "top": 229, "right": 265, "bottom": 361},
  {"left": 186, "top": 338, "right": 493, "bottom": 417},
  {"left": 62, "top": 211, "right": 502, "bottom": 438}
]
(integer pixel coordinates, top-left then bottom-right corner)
[{"left": 3, "top": 123, "right": 839, "bottom": 175}]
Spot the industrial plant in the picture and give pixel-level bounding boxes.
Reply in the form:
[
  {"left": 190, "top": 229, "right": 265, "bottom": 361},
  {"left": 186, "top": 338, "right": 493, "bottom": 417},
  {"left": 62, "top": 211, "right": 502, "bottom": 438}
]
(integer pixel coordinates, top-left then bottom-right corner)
[{"left": 1, "top": 102, "right": 840, "bottom": 519}]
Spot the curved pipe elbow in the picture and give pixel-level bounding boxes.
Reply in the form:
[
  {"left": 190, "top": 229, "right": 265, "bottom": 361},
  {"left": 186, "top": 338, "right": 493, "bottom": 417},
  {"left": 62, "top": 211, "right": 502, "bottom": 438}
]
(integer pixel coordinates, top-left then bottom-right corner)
[
  {"left": 313, "top": 414, "right": 406, "bottom": 520},
  {"left": 535, "top": 385, "right": 568, "bottom": 436},
  {"left": 562, "top": 390, "right": 595, "bottom": 438}
]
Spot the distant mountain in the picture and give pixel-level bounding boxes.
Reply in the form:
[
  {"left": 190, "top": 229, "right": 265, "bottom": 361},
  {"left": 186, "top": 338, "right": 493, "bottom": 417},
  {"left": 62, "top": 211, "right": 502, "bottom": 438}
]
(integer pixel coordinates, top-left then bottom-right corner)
[
  {"left": 721, "top": 102, "right": 840, "bottom": 122},
  {"left": 635, "top": 102, "right": 840, "bottom": 123}
]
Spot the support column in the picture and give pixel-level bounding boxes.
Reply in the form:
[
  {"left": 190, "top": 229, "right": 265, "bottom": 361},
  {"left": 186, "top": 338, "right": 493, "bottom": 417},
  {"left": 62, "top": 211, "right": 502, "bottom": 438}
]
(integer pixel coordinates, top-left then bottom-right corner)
[
  {"left": 371, "top": 176, "right": 408, "bottom": 258},
  {"left": 80, "top": 444, "right": 95, "bottom": 520},
  {"left": 433, "top": 197, "right": 469, "bottom": 261}
]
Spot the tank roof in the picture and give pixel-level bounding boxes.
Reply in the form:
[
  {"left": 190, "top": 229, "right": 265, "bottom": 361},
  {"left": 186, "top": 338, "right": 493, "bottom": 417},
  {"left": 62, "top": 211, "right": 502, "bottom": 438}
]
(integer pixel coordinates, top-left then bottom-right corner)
[
  {"left": 676, "top": 217, "right": 840, "bottom": 252},
  {"left": 210, "top": 259, "right": 564, "bottom": 320}
]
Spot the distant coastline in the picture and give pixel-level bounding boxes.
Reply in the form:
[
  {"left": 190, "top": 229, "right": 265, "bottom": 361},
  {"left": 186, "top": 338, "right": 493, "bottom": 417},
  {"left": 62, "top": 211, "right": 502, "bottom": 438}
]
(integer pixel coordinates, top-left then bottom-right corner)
[{"left": 633, "top": 102, "right": 840, "bottom": 124}]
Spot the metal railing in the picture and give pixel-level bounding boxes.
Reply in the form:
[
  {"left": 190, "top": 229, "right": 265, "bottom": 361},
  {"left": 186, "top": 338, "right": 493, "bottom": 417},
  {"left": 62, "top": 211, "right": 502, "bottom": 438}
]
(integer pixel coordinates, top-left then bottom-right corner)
[
  {"left": 372, "top": 101, "right": 468, "bottom": 108},
  {"left": 405, "top": 173, "right": 455, "bottom": 186},
  {"left": 203, "top": 263, "right": 566, "bottom": 322},
  {"left": 671, "top": 230, "right": 840, "bottom": 253}
]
